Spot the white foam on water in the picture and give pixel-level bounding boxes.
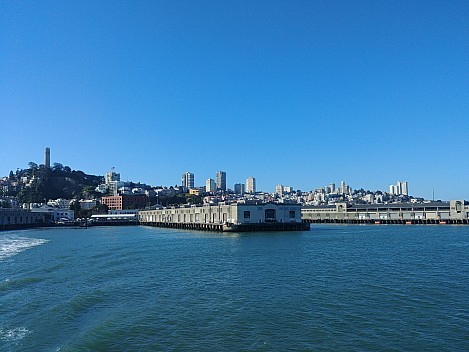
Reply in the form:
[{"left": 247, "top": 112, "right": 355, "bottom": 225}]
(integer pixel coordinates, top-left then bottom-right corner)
[
  {"left": 0, "top": 326, "right": 30, "bottom": 341},
  {"left": 0, "top": 235, "right": 49, "bottom": 261}
]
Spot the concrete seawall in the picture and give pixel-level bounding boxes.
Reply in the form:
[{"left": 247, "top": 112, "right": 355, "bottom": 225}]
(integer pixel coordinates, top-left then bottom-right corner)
[
  {"left": 304, "top": 219, "right": 469, "bottom": 225},
  {"left": 141, "top": 221, "right": 310, "bottom": 232}
]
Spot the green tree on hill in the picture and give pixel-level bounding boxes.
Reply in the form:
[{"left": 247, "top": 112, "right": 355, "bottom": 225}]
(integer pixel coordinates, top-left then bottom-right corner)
[{"left": 14, "top": 163, "right": 104, "bottom": 204}]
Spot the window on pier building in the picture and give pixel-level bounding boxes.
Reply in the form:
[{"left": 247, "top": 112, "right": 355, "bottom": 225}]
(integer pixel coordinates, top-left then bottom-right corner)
[
  {"left": 244, "top": 211, "right": 251, "bottom": 219},
  {"left": 265, "top": 209, "right": 276, "bottom": 221},
  {"left": 289, "top": 211, "right": 296, "bottom": 218}
]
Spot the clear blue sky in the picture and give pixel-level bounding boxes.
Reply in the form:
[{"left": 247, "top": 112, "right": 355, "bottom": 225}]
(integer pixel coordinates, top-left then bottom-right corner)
[{"left": 1, "top": 1, "right": 468, "bottom": 200}]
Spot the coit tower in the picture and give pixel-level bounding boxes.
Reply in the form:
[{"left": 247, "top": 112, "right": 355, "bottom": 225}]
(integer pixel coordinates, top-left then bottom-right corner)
[{"left": 44, "top": 147, "right": 50, "bottom": 168}]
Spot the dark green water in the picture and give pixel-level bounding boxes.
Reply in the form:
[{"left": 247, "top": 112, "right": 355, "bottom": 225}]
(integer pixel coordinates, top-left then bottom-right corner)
[{"left": 1, "top": 225, "right": 468, "bottom": 351}]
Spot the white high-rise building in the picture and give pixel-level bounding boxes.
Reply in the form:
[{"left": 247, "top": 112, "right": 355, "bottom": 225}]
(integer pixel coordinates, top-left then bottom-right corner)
[
  {"left": 105, "top": 168, "right": 120, "bottom": 185},
  {"left": 246, "top": 177, "right": 256, "bottom": 193},
  {"left": 275, "top": 184, "right": 283, "bottom": 196},
  {"left": 397, "top": 181, "right": 403, "bottom": 195},
  {"left": 340, "top": 181, "right": 346, "bottom": 194},
  {"left": 108, "top": 180, "right": 123, "bottom": 196},
  {"left": 206, "top": 178, "right": 216, "bottom": 193},
  {"left": 389, "top": 181, "right": 409, "bottom": 196},
  {"left": 182, "top": 172, "right": 194, "bottom": 189}
]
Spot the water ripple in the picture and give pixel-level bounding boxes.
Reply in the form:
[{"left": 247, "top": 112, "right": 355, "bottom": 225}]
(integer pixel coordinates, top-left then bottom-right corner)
[
  {"left": 0, "top": 326, "right": 30, "bottom": 341},
  {"left": 1, "top": 226, "right": 469, "bottom": 351}
]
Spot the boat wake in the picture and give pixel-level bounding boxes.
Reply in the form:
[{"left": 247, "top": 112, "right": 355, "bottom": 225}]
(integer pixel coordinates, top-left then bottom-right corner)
[{"left": 0, "top": 235, "right": 49, "bottom": 261}]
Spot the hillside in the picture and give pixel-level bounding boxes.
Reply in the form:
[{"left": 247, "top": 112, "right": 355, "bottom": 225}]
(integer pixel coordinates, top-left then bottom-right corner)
[{"left": 8, "top": 164, "right": 104, "bottom": 203}]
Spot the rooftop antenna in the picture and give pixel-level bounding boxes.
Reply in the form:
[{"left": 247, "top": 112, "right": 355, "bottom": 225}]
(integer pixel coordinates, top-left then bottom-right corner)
[{"left": 432, "top": 188, "right": 435, "bottom": 201}]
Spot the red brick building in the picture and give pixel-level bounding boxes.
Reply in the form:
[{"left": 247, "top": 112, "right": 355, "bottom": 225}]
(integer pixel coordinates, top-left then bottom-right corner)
[{"left": 100, "top": 194, "right": 147, "bottom": 210}]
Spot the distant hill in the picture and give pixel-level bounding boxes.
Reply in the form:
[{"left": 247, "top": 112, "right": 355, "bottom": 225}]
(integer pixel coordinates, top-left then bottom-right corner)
[{"left": 10, "top": 164, "right": 104, "bottom": 203}]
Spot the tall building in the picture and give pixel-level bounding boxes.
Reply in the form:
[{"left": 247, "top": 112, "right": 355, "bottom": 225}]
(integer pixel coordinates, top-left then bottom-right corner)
[
  {"left": 276, "top": 184, "right": 283, "bottom": 196},
  {"left": 216, "top": 171, "right": 226, "bottom": 191},
  {"left": 234, "top": 183, "right": 245, "bottom": 195},
  {"left": 246, "top": 177, "right": 256, "bottom": 193},
  {"left": 397, "top": 181, "right": 403, "bottom": 195},
  {"left": 44, "top": 147, "right": 51, "bottom": 168},
  {"left": 389, "top": 181, "right": 408, "bottom": 196},
  {"left": 340, "top": 181, "right": 346, "bottom": 194},
  {"left": 182, "top": 172, "right": 194, "bottom": 189},
  {"left": 330, "top": 183, "right": 335, "bottom": 193},
  {"left": 206, "top": 178, "right": 216, "bottom": 193},
  {"left": 401, "top": 181, "right": 408, "bottom": 196},
  {"left": 108, "top": 181, "right": 123, "bottom": 196},
  {"left": 105, "top": 168, "right": 120, "bottom": 185}
]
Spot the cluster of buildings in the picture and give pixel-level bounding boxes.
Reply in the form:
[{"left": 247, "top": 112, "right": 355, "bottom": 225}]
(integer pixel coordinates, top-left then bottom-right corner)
[
  {"left": 286, "top": 180, "right": 414, "bottom": 206},
  {"left": 182, "top": 171, "right": 256, "bottom": 195},
  {"left": 2, "top": 147, "right": 469, "bottom": 230},
  {"left": 389, "top": 181, "right": 409, "bottom": 196},
  {"left": 96, "top": 168, "right": 146, "bottom": 196},
  {"left": 95, "top": 168, "right": 147, "bottom": 211}
]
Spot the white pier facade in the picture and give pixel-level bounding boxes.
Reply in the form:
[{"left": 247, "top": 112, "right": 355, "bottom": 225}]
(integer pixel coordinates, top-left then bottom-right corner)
[
  {"left": 139, "top": 202, "right": 309, "bottom": 232},
  {"left": 302, "top": 200, "right": 469, "bottom": 224}
]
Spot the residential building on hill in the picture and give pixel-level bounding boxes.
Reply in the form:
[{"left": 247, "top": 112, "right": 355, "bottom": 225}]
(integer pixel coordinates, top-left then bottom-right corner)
[
  {"left": 182, "top": 172, "right": 194, "bottom": 189},
  {"left": 246, "top": 177, "right": 256, "bottom": 193},
  {"left": 206, "top": 178, "right": 216, "bottom": 193},
  {"left": 105, "top": 168, "right": 120, "bottom": 184}
]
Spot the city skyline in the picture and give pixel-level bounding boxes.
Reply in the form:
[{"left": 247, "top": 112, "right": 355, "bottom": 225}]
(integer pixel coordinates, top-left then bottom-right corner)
[
  {"left": 0, "top": 147, "right": 416, "bottom": 196},
  {"left": 0, "top": 145, "right": 462, "bottom": 202},
  {"left": 1, "top": 1, "right": 468, "bottom": 200}
]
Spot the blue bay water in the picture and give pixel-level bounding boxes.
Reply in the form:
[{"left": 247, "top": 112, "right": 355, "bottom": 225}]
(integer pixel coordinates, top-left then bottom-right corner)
[{"left": 1, "top": 225, "right": 468, "bottom": 351}]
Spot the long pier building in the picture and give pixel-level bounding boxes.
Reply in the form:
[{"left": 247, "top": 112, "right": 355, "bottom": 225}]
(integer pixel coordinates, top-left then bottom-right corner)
[
  {"left": 302, "top": 200, "right": 469, "bottom": 224},
  {"left": 139, "top": 201, "right": 309, "bottom": 232},
  {"left": 0, "top": 208, "right": 46, "bottom": 230}
]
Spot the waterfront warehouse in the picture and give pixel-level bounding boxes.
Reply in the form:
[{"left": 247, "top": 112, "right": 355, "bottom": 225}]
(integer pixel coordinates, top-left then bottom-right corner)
[
  {"left": 139, "top": 201, "right": 309, "bottom": 232},
  {"left": 302, "top": 200, "right": 469, "bottom": 224}
]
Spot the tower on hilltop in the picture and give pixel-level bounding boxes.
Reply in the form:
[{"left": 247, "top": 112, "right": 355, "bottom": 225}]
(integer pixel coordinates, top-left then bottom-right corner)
[{"left": 44, "top": 147, "right": 51, "bottom": 168}]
